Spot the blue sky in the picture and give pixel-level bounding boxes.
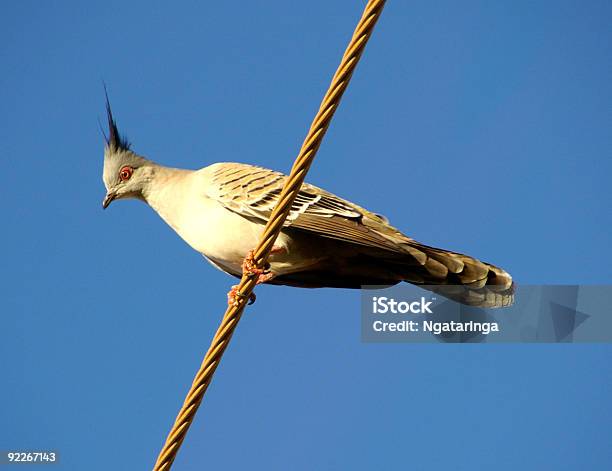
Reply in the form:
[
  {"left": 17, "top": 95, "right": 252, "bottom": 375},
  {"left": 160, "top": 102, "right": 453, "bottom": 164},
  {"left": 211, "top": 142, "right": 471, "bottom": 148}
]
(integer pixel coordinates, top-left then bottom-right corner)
[{"left": 1, "top": 1, "right": 611, "bottom": 469}]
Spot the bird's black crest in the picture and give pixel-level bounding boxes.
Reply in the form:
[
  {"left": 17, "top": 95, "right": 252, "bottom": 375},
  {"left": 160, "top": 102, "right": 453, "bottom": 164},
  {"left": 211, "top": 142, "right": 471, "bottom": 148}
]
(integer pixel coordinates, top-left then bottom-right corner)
[{"left": 103, "top": 85, "right": 131, "bottom": 151}]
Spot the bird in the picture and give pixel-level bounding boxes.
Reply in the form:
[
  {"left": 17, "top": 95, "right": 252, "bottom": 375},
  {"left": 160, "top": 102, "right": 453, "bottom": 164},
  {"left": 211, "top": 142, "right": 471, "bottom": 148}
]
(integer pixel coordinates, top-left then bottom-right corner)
[{"left": 101, "top": 95, "right": 514, "bottom": 308}]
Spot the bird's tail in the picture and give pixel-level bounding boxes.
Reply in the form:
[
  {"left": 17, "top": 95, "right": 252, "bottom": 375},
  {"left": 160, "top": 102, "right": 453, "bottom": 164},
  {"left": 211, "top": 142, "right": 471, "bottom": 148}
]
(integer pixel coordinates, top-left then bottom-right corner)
[{"left": 392, "top": 242, "right": 515, "bottom": 308}]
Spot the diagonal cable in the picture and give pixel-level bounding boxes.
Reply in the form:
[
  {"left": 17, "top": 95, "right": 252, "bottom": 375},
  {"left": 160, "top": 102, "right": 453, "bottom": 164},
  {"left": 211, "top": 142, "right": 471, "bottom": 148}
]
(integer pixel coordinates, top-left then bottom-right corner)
[{"left": 153, "top": 1, "right": 386, "bottom": 469}]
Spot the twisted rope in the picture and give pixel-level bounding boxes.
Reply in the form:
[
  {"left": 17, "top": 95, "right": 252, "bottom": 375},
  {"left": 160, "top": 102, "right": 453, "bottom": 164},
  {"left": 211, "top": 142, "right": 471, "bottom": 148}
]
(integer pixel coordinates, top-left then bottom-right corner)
[{"left": 153, "top": 1, "right": 386, "bottom": 469}]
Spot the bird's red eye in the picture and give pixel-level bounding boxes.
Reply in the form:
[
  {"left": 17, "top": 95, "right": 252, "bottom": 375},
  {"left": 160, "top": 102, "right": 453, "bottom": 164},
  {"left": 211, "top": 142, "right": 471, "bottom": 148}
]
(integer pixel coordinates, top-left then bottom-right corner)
[{"left": 119, "top": 166, "right": 133, "bottom": 181}]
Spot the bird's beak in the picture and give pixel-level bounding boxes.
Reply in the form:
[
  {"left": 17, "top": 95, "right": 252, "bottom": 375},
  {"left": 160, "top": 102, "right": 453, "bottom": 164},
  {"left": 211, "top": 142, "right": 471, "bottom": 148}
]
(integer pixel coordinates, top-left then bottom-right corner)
[{"left": 102, "top": 191, "right": 116, "bottom": 209}]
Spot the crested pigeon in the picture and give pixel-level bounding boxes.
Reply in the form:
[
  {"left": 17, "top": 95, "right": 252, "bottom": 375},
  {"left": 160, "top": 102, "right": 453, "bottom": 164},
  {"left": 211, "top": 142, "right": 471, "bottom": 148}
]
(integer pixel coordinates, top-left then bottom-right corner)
[{"left": 101, "top": 96, "right": 514, "bottom": 308}]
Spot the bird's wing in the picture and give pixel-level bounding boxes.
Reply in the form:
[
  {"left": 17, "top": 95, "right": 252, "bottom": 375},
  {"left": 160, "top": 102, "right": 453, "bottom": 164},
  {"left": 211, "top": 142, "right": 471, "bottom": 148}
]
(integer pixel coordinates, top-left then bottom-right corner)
[
  {"left": 202, "top": 162, "right": 515, "bottom": 306},
  {"left": 203, "top": 162, "right": 427, "bottom": 262}
]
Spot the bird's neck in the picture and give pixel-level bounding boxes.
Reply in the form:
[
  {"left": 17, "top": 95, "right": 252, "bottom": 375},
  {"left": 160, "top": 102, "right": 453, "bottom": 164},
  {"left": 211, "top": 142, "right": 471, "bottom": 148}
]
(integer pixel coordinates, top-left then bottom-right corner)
[{"left": 142, "top": 164, "right": 194, "bottom": 229}]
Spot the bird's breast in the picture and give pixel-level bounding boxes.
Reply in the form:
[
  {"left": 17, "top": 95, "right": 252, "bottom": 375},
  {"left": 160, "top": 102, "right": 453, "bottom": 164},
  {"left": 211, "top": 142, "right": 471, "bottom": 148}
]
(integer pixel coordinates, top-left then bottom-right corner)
[
  {"left": 146, "top": 173, "right": 325, "bottom": 277},
  {"left": 175, "top": 198, "right": 263, "bottom": 272}
]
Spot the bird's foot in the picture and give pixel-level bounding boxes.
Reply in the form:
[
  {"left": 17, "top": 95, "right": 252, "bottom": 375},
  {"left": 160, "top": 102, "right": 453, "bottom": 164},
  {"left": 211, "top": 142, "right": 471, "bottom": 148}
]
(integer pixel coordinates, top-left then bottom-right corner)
[
  {"left": 227, "top": 285, "right": 257, "bottom": 307},
  {"left": 241, "top": 250, "right": 267, "bottom": 278},
  {"left": 231, "top": 247, "right": 282, "bottom": 307},
  {"left": 241, "top": 247, "right": 283, "bottom": 280}
]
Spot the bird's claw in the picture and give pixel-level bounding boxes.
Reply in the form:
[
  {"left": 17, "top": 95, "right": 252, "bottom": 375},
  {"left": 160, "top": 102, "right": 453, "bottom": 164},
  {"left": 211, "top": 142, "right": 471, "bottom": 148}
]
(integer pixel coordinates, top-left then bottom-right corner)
[
  {"left": 241, "top": 249, "right": 277, "bottom": 284},
  {"left": 241, "top": 250, "right": 268, "bottom": 278},
  {"left": 230, "top": 248, "right": 280, "bottom": 307},
  {"left": 227, "top": 285, "right": 257, "bottom": 307}
]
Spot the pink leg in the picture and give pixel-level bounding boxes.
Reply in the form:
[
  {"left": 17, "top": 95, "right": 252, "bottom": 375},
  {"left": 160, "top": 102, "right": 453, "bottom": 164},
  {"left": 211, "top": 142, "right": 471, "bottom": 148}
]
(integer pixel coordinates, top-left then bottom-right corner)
[
  {"left": 270, "top": 245, "right": 286, "bottom": 255},
  {"left": 227, "top": 247, "right": 283, "bottom": 307},
  {"left": 241, "top": 250, "right": 266, "bottom": 278},
  {"left": 241, "top": 246, "right": 285, "bottom": 276}
]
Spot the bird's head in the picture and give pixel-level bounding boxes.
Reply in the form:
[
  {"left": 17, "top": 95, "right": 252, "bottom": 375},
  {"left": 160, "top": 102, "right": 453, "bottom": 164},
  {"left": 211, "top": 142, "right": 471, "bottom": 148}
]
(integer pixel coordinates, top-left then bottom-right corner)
[{"left": 101, "top": 90, "right": 153, "bottom": 209}]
